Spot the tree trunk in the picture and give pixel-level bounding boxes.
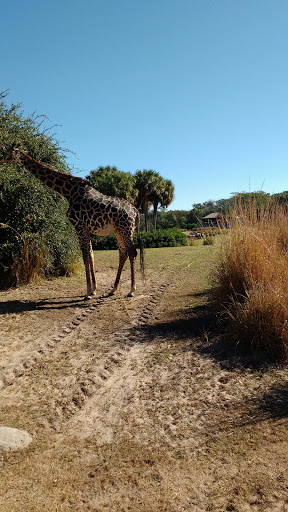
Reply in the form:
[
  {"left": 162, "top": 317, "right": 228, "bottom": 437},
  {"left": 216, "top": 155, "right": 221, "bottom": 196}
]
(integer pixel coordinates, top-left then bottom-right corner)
[
  {"left": 144, "top": 201, "right": 149, "bottom": 232},
  {"left": 153, "top": 200, "right": 158, "bottom": 230}
]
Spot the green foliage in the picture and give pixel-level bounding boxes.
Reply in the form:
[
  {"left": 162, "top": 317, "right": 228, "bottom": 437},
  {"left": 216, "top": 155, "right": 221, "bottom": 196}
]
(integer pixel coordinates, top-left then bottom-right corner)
[
  {"left": 0, "top": 92, "right": 80, "bottom": 287},
  {"left": 271, "top": 190, "right": 288, "bottom": 204},
  {"left": 190, "top": 192, "right": 271, "bottom": 226},
  {"left": 91, "top": 233, "right": 118, "bottom": 251},
  {"left": 86, "top": 166, "right": 138, "bottom": 204},
  {"left": 145, "top": 192, "right": 279, "bottom": 231},
  {"left": 141, "top": 228, "right": 187, "bottom": 248},
  {"left": 153, "top": 193, "right": 276, "bottom": 232},
  {"left": 91, "top": 228, "right": 187, "bottom": 251},
  {"left": 133, "top": 169, "right": 160, "bottom": 231},
  {"left": 155, "top": 210, "right": 190, "bottom": 229}
]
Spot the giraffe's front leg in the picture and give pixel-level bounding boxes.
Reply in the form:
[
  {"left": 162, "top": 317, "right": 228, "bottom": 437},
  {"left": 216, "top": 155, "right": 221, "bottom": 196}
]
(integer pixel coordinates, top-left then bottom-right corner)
[
  {"left": 77, "top": 228, "right": 97, "bottom": 299},
  {"left": 87, "top": 239, "right": 97, "bottom": 298}
]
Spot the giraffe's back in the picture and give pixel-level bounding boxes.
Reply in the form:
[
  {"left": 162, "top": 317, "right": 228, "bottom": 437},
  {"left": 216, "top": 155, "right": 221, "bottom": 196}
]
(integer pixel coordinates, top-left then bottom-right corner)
[{"left": 77, "top": 186, "right": 138, "bottom": 238}]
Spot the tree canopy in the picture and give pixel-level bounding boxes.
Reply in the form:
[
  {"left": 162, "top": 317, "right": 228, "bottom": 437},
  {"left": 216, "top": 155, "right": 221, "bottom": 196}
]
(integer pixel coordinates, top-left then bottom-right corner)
[{"left": 86, "top": 166, "right": 138, "bottom": 204}]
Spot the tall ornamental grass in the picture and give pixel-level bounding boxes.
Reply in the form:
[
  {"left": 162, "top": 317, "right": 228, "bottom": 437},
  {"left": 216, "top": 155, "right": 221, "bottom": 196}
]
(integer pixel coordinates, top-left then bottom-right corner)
[{"left": 214, "top": 200, "right": 288, "bottom": 361}]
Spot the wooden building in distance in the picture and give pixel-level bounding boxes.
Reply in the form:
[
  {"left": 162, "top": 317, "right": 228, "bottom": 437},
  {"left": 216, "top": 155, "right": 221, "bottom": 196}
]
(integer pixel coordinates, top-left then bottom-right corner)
[{"left": 202, "top": 212, "right": 225, "bottom": 228}]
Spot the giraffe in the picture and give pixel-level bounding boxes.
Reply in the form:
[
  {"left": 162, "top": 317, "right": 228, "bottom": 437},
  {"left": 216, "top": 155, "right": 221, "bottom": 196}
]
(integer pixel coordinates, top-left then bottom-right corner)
[{"left": 1, "top": 148, "right": 144, "bottom": 299}]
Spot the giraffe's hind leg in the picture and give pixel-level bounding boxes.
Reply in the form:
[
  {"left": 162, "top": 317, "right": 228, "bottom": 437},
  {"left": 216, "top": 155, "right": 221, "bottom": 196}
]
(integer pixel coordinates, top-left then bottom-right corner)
[
  {"left": 111, "top": 242, "right": 137, "bottom": 297},
  {"left": 127, "top": 244, "right": 137, "bottom": 297},
  {"left": 110, "top": 249, "right": 128, "bottom": 296},
  {"left": 112, "top": 229, "right": 137, "bottom": 297}
]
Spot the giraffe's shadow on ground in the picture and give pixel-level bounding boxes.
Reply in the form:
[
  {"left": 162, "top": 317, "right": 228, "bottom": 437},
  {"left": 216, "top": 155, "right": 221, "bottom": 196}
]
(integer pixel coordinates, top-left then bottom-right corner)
[
  {"left": 0, "top": 296, "right": 88, "bottom": 314},
  {"left": 0, "top": 288, "right": 120, "bottom": 314}
]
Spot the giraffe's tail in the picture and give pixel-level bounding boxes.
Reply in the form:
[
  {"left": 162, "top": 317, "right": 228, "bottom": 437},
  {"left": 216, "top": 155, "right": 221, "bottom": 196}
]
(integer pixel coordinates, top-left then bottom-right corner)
[{"left": 136, "top": 212, "right": 146, "bottom": 282}]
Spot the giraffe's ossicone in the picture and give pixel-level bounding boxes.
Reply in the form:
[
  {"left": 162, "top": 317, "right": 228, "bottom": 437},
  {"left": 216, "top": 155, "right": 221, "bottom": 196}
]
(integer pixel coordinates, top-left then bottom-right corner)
[{"left": 0, "top": 148, "right": 144, "bottom": 298}]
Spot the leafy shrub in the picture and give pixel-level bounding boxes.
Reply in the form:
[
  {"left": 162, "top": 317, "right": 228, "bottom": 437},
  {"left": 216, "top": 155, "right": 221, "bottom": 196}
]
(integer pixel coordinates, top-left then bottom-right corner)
[
  {"left": 91, "top": 227, "right": 188, "bottom": 250},
  {"left": 91, "top": 233, "right": 118, "bottom": 251},
  {"left": 0, "top": 93, "right": 80, "bottom": 288},
  {"left": 0, "top": 168, "right": 80, "bottom": 287},
  {"left": 141, "top": 228, "right": 188, "bottom": 248}
]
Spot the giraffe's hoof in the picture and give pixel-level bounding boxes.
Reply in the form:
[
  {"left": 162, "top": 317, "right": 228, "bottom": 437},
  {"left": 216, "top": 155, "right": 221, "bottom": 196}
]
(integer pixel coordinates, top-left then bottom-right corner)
[
  {"left": 108, "top": 289, "right": 116, "bottom": 296},
  {"left": 84, "top": 291, "right": 97, "bottom": 300},
  {"left": 127, "top": 291, "right": 134, "bottom": 297}
]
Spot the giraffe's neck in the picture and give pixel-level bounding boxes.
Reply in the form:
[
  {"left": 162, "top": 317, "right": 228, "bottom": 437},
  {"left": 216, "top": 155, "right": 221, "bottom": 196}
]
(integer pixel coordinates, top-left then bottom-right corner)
[{"left": 15, "top": 151, "right": 87, "bottom": 199}]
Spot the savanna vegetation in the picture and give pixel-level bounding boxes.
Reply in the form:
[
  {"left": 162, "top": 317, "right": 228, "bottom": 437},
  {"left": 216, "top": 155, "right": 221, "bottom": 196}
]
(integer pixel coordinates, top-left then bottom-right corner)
[
  {"left": 152, "top": 190, "right": 288, "bottom": 231},
  {"left": 1, "top": 94, "right": 288, "bottom": 511}
]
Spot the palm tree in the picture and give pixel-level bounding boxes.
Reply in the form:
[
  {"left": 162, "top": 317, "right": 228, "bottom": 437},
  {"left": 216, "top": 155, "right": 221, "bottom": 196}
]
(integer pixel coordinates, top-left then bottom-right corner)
[
  {"left": 150, "top": 175, "right": 166, "bottom": 230},
  {"left": 134, "top": 169, "right": 161, "bottom": 231},
  {"left": 151, "top": 178, "right": 175, "bottom": 229},
  {"left": 160, "top": 179, "right": 175, "bottom": 209}
]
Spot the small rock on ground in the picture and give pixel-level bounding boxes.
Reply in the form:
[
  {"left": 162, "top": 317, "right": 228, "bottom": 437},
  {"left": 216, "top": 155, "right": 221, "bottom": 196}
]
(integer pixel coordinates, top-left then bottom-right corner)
[{"left": 0, "top": 426, "right": 32, "bottom": 451}]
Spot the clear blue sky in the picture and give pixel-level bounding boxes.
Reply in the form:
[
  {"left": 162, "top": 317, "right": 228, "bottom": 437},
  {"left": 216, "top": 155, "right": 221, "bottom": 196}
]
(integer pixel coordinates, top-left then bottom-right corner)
[{"left": 1, "top": 0, "right": 288, "bottom": 210}]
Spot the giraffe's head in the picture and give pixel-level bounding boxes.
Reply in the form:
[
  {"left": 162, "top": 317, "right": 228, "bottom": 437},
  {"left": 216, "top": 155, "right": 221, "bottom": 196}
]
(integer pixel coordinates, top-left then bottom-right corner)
[{"left": 0, "top": 147, "right": 21, "bottom": 165}]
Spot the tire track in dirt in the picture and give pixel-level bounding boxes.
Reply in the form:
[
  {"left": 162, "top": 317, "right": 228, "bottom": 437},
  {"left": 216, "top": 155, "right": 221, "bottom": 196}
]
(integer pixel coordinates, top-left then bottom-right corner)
[
  {"left": 0, "top": 286, "right": 110, "bottom": 390},
  {"left": 0, "top": 253, "right": 195, "bottom": 393},
  {"left": 45, "top": 280, "right": 170, "bottom": 432},
  {"left": 0, "top": 280, "right": 170, "bottom": 431},
  {"left": 63, "top": 343, "right": 150, "bottom": 444}
]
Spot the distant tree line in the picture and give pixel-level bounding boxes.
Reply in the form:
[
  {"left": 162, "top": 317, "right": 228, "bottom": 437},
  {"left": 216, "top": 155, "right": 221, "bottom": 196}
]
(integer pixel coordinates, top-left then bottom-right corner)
[
  {"left": 92, "top": 228, "right": 187, "bottom": 251},
  {"left": 152, "top": 191, "right": 288, "bottom": 231}
]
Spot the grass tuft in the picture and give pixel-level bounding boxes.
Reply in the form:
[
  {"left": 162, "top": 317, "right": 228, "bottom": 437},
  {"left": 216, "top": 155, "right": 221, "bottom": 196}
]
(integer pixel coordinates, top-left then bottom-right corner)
[{"left": 213, "top": 199, "right": 288, "bottom": 361}]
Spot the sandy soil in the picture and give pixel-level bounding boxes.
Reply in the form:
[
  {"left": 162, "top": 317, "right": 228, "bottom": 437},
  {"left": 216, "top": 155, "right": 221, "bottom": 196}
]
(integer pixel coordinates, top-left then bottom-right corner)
[{"left": 1, "top": 247, "right": 288, "bottom": 511}]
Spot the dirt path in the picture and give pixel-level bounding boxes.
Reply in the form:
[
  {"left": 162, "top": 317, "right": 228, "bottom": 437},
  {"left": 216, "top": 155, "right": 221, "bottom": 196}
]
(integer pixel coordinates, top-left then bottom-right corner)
[{"left": 1, "top": 246, "right": 288, "bottom": 511}]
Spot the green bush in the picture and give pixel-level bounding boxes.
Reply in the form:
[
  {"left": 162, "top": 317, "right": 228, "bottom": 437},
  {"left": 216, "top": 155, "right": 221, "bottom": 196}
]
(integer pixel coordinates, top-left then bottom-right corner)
[
  {"left": 0, "top": 93, "right": 80, "bottom": 288},
  {"left": 140, "top": 228, "right": 188, "bottom": 248},
  {"left": 91, "top": 228, "right": 188, "bottom": 251},
  {"left": 0, "top": 164, "right": 80, "bottom": 287},
  {"left": 91, "top": 233, "right": 118, "bottom": 251}
]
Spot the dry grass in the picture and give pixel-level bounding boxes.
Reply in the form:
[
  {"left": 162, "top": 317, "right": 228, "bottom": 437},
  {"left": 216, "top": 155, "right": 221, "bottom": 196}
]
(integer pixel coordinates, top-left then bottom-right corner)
[
  {"left": 11, "top": 236, "right": 47, "bottom": 285},
  {"left": 0, "top": 223, "right": 47, "bottom": 287},
  {"left": 214, "top": 199, "right": 288, "bottom": 360}
]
